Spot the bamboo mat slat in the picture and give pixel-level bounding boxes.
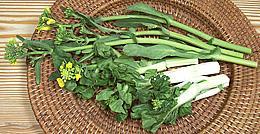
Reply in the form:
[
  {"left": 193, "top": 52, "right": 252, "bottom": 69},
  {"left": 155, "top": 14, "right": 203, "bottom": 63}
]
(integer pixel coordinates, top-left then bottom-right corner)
[{"left": 0, "top": 0, "right": 259, "bottom": 133}]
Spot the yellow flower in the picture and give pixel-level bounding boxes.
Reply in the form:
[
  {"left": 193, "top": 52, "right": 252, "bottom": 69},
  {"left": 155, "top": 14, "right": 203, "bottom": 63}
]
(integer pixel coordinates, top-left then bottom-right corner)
[
  {"left": 37, "top": 26, "right": 52, "bottom": 31},
  {"left": 75, "top": 74, "right": 82, "bottom": 81},
  {"left": 56, "top": 78, "right": 65, "bottom": 88},
  {"left": 59, "top": 65, "right": 64, "bottom": 70},
  {"left": 47, "top": 19, "right": 56, "bottom": 25},
  {"left": 66, "top": 62, "right": 73, "bottom": 69}
]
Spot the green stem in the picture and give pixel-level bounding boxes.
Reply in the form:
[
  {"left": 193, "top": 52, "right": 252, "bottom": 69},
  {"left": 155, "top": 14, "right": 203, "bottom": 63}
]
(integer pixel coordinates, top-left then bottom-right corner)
[
  {"left": 84, "top": 30, "right": 243, "bottom": 58},
  {"left": 27, "top": 51, "right": 47, "bottom": 55},
  {"left": 136, "top": 30, "right": 243, "bottom": 58},
  {"left": 96, "top": 15, "right": 252, "bottom": 54},
  {"left": 214, "top": 54, "right": 258, "bottom": 68},
  {"left": 63, "top": 38, "right": 257, "bottom": 68}
]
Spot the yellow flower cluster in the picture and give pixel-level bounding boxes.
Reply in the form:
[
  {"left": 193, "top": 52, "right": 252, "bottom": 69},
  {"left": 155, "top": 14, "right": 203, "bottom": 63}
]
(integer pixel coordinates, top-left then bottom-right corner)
[
  {"left": 56, "top": 61, "right": 82, "bottom": 88},
  {"left": 37, "top": 7, "right": 56, "bottom": 32}
]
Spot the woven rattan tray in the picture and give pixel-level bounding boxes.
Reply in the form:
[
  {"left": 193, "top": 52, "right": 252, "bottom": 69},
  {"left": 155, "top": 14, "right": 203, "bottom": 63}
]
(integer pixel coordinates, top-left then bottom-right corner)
[{"left": 28, "top": 0, "right": 259, "bottom": 133}]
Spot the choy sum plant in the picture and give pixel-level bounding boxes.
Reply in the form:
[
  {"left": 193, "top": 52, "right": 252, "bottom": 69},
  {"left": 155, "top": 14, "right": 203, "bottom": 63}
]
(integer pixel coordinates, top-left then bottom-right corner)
[{"left": 4, "top": 3, "right": 257, "bottom": 133}]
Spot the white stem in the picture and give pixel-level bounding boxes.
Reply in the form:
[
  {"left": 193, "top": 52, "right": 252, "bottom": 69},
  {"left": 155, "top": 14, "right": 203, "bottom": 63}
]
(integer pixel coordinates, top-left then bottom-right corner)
[
  {"left": 177, "top": 74, "right": 230, "bottom": 105},
  {"left": 164, "top": 62, "right": 220, "bottom": 83},
  {"left": 137, "top": 58, "right": 198, "bottom": 74},
  {"left": 193, "top": 87, "right": 222, "bottom": 101}
]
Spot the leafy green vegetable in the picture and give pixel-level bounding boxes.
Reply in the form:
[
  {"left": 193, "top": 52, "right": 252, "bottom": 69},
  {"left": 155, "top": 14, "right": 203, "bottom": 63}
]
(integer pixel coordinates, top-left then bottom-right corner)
[
  {"left": 65, "top": 80, "right": 77, "bottom": 91},
  {"left": 116, "top": 113, "right": 128, "bottom": 122},
  {"left": 109, "top": 99, "right": 126, "bottom": 114},
  {"left": 75, "top": 86, "right": 95, "bottom": 99},
  {"left": 123, "top": 44, "right": 222, "bottom": 60},
  {"left": 96, "top": 88, "right": 115, "bottom": 101},
  {"left": 49, "top": 71, "right": 61, "bottom": 81}
]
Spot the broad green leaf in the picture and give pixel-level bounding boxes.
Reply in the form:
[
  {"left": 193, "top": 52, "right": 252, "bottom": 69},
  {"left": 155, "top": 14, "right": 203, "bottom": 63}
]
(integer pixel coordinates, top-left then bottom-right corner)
[
  {"left": 74, "top": 86, "right": 94, "bottom": 100},
  {"left": 54, "top": 47, "right": 71, "bottom": 58},
  {"left": 51, "top": 52, "right": 63, "bottom": 68},
  {"left": 24, "top": 39, "right": 53, "bottom": 51},
  {"left": 35, "top": 59, "right": 42, "bottom": 85},
  {"left": 81, "top": 88, "right": 95, "bottom": 100},
  {"left": 114, "top": 56, "right": 140, "bottom": 69},
  {"left": 123, "top": 44, "right": 220, "bottom": 60},
  {"left": 96, "top": 88, "right": 115, "bottom": 101},
  {"left": 123, "top": 44, "right": 194, "bottom": 59},
  {"left": 141, "top": 114, "right": 157, "bottom": 130},
  {"left": 109, "top": 99, "right": 126, "bottom": 114},
  {"left": 115, "top": 113, "right": 128, "bottom": 122},
  {"left": 178, "top": 102, "right": 192, "bottom": 117},
  {"left": 94, "top": 43, "right": 114, "bottom": 58},
  {"left": 164, "top": 109, "right": 178, "bottom": 124},
  {"left": 131, "top": 104, "right": 151, "bottom": 119},
  {"left": 65, "top": 80, "right": 77, "bottom": 91},
  {"left": 117, "top": 84, "right": 132, "bottom": 105},
  {"left": 127, "top": 3, "right": 173, "bottom": 26},
  {"left": 48, "top": 71, "right": 61, "bottom": 81},
  {"left": 121, "top": 93, "right": 132, "bottom": 105}
]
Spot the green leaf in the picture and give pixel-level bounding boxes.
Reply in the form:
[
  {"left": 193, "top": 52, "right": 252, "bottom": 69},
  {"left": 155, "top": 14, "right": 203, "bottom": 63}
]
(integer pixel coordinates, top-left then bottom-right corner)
[
  {"left": 131, "top": 104, "right": 151, "bottom": 119},
  {"left": 51, "top": 52, "right": 63, "bottom": 68},
  {"left": 178, "top": 102, "right": 192, "bottom": 117},
  {"left": 16, "top": 35, "right": 25, "bottom": 42},
  {"left": 35, "top": 59, "right": 42, "bottom": 85},
  {"left": 94, "top": 43, "right": 114, "bottom": 58},
  {"left": 109, "top": 99, "right": 126, "bottom": 114},
  {"left": 96, "top": 88, "right": 115, "bottom": 101},
  {"left": 123, "top": 44, "right": 220, "bottom": 60},
  {"left": 74, "top": 86, "right": 95, "bottom": 99},
  {"left": 117, "top": 84, "right": 132, "bottom": 105},
  {"left": 49, "top": 71, "right": 60, "bottom": 81},
  {"left": 115, "top": 113, "right": 128, "bottom": 122},
  {"left": 164, "top": 109, "right": 178, "bottom": 124},
  {"left": 114, "top": 56, "right": 140, "bottom": 69},
  {"left": 23, "top": 39, "right": 54, "bottom": 51},
  {"left": 127, "top": 3, "right": 173, "bottom": 26},
  {"left": 65, "top": 80, "right": 77, "bottom": 91},
  {"left": 141, "top": 114, "right": 157, "bottom": 130},
  {"left": 123, "top": 44, "right": 199, "bottom": 59},
  {"left": 54, "top": 47, "right": 71, "bottom": 58}
]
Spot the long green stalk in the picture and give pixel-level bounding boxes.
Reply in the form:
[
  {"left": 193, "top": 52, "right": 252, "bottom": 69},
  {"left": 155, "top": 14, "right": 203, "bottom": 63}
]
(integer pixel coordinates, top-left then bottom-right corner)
[
  {"left": 64, "top": 38, "right": 258, "bottom": 67},
  {"left": 96, "top": 15, "right": 252, "bottom": 54},
  {"left": 135, "top": 31, "right": 243, "bottom": 58},
  {"left": 85, "top": 30, "right": 243, "bottom": 58}
]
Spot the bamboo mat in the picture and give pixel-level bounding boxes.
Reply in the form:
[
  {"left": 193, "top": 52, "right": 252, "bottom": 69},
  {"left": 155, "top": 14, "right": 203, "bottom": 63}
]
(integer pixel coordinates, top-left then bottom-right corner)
[{"left": 0, "top": 0, "right": 259, "bottom": 133}]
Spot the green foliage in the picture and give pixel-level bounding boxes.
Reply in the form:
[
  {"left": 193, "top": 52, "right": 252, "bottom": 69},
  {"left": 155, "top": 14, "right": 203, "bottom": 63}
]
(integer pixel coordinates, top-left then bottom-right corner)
[
  {"left": 123, "top": 44, "right": 222, "bottom": 60},
  {"left": 4, "top": 39, "right": 27, "bottom": 64},
  {"left": 127, "top": 3, "right": 173, "bottom": 26},
  {"left": 65, "top": 80, "right": 77, "bottom": 91}
]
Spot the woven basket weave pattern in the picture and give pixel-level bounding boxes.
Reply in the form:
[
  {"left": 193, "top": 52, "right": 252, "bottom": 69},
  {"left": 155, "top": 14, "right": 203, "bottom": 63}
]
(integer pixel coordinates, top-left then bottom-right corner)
[{"left": 28, "top": 0, "right": 259, "bottom": 133}]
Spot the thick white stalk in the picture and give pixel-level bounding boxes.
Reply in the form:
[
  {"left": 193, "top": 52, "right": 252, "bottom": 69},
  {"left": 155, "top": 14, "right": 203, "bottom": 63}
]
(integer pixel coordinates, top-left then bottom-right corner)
[
  {"left": 177, "top": 74, "right": 230, "bottom": 105},
  {"left": 194, "top": 87, "right": 222, "bottom": 101},
  {"left": 137, "top": 58, "right": 198, "bottom": 74},
  {"left": 164, "top": 62, "right": 220, "bottom": 83}
]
